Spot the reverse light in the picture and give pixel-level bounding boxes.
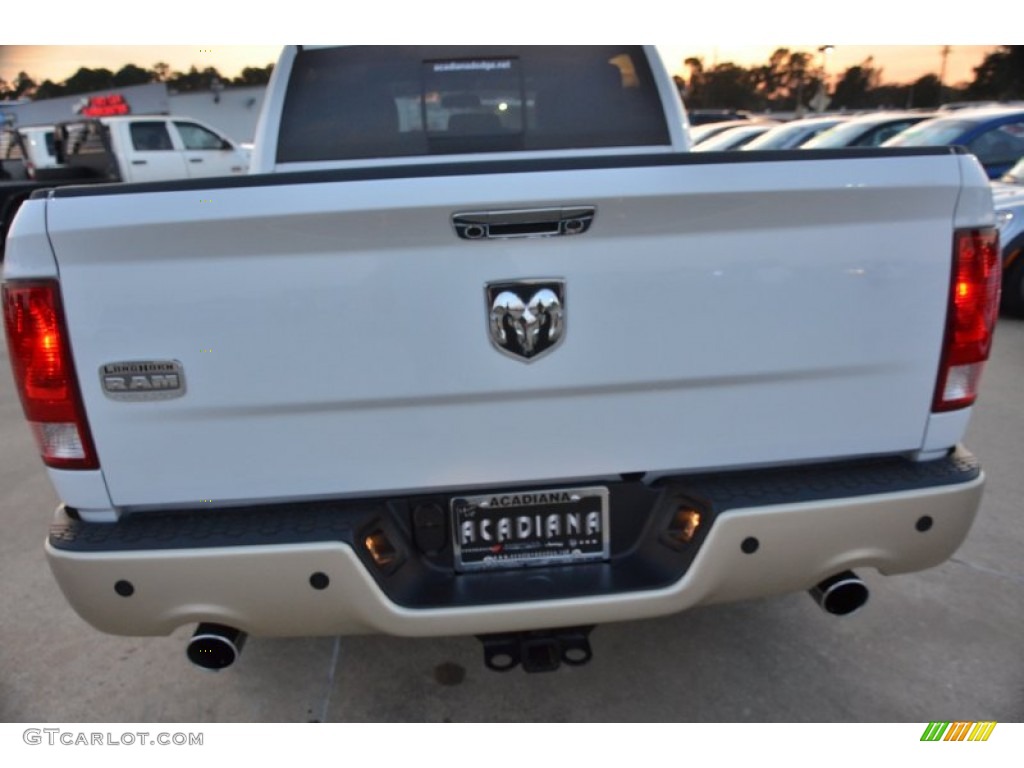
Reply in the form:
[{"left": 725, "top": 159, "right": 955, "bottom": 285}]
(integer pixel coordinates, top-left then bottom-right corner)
[
  {"left": 668, "top": 506, "right": 702, "bottom": 544},
  {"left": 933, "top": 228, "right": 1001, "bottom": 412},
  {"left": 364, "top": 530, "right": 398, "bottom": 568},
  {"left": 661, "top": 499, "right": 706, "bottom": 551},
  {"left": 2, "top": 280, "right": 98, "bottom": 469}
]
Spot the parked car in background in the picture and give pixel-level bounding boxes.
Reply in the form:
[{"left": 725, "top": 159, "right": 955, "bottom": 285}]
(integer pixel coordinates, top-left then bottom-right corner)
[
  {"left": 936, "top": 101, "right": 1016, "bottom": 113},
  {"left": 687, "top": 109, "right": 754, "bottom": 126},
  {"left": 57, "top": 116, "right": 250, "bottom": 184},
  {"left": 688, "top": 119, "right": 759, "bottom": 146},
  {"left": 692, "top": 122, "right": 777, "bottom": 151},
  {"left": 993, "top": 156, "right": 1024, "bottom": 316},
  {"left": 883, "top": 107, "right": 1024, "bottom": 179},
  {"left": 801, "top": 112, "right": 932, "bottom": 149},
  {"left": 741, "top": 115, "right": 849, "bottom": 150}
]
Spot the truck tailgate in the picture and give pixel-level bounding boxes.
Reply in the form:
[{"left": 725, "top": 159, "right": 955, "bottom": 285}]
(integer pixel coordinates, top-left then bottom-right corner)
[{"left": 45, "top": 154, "right": 959, "bottom": 508}]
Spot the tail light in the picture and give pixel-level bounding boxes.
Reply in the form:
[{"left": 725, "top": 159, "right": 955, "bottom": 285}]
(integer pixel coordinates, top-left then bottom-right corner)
[
  {"left": 933, "top": 228, "right": 1001, "bottom": 412},
  {"left": 2, "top": 280, "right": 98, "bottom": 469}
]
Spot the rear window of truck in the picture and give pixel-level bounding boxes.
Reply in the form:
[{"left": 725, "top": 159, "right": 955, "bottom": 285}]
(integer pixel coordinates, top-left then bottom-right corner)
[{"left": 277, "top": 46, "right": 670, "bottom": 163}]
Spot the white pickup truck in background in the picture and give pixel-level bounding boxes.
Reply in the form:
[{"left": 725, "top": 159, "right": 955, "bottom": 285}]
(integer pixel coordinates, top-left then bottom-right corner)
[
  {"left": 56, "top": 115, "right": 250, "bottom": 183},
  {"left": 2, "top": 45, "right": 1000, "bottom": 674}
]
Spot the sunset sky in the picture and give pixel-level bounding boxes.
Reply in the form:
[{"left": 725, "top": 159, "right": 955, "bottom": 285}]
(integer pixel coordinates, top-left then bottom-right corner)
[
  {"left": 2, "top": 3, "right": 1007, "bottom": 90},
  {"left": 0, "top": 45, "right": 997, "bottom": 90}
]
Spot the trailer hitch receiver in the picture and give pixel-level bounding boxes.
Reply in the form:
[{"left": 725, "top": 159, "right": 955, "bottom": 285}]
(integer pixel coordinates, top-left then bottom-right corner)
[{"left": 478, "top": 626, "right": 595, "bottom": 673}]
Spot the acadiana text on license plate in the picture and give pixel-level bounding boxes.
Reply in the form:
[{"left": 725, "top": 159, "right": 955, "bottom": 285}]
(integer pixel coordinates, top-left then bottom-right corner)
[{"left": 451, "top": 486, "right": 609, "bottom": 572}]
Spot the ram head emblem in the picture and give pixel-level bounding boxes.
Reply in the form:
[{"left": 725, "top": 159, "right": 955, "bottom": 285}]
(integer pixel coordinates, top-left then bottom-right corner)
[{"left": 486, "top": 280, "right": 566, "bottom": 362}]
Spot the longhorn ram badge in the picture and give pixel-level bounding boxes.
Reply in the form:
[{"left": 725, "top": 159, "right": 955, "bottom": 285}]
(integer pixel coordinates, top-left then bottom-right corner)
[{"left": 486, "top": 280, "right": 566, "bottom": 362}]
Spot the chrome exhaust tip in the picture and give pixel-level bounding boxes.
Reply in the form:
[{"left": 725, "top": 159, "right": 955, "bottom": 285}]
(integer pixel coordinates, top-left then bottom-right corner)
[
  {"left": 186, "top": 623, "right": 247, "bottom": 670},
  {"left": 809, "top": 571, "right": 869, "bottom": 616}
]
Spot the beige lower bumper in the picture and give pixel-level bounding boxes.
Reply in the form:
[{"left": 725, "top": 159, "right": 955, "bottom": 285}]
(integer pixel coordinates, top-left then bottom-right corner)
[{"left": 46, "top": 475, "right": 984, "bottom": 638}]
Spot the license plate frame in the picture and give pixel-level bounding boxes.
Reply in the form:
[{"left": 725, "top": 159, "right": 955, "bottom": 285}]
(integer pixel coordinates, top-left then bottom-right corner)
[{"left": 451, "top": 486, "right": 610, "bottom": 572}]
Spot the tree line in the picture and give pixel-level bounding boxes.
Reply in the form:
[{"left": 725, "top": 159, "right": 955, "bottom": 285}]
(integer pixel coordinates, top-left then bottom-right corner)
[
  {"left": 678, "top": 46, "right": 1023, "bottom": 112},
  {"left": 0, "top": 62, "right": 274, "bottom": 101},
  {"left": 2, "top": 47, "right": 1021, "bottom": 111}
]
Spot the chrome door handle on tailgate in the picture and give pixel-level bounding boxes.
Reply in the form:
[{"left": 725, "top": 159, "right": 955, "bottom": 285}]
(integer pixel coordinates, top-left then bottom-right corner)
[{"left": 452, "top": 206, "right": 596, "bottom": 240}]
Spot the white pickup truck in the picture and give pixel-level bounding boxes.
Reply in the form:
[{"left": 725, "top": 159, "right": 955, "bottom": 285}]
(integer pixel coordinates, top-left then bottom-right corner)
[
  {"left": 2, "top": 46, "right": 1001, "bottom": 673},
  {"left": 56, "top": 115, "right": 250, "bottom": 183}
]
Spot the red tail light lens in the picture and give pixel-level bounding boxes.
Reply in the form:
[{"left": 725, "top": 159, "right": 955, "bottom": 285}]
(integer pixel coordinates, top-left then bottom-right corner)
[
  {"left": 933, "top": 228, "right": 1001, "bottom": 412},
  {"left": 2, "top": 280, "right": 98, "bottom": 469}
]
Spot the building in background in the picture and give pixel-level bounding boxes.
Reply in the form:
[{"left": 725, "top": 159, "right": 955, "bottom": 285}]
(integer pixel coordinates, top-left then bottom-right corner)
[{"left": 1, "top": 83, "right": 169, "bottom": 128}]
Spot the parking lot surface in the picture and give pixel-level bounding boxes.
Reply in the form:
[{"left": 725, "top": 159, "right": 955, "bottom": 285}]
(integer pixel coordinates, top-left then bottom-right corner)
[{"left": 1, "top": 320, "right": 1021, "bottom": 722}]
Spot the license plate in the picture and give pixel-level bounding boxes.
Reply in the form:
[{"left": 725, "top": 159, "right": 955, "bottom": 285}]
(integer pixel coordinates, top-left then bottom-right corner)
[{"left": 451, "top": 486, "right": 610, "bottom": 572}]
